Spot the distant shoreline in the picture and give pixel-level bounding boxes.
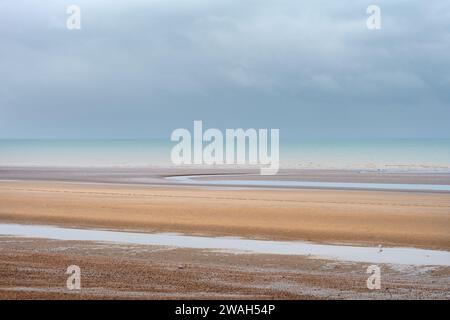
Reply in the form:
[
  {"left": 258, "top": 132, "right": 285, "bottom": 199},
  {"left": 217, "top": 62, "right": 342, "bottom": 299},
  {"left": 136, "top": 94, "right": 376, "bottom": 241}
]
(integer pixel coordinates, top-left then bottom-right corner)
[{"left": 1, "top": 166, "right": 450, "bottom": 191}]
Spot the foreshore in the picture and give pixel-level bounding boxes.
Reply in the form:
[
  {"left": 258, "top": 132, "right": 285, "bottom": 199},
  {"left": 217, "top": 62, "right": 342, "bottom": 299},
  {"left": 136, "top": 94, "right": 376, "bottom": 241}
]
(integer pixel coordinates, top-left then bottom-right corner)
[{"left": 0, "top": 167, "right": 449, "bottom": 299}]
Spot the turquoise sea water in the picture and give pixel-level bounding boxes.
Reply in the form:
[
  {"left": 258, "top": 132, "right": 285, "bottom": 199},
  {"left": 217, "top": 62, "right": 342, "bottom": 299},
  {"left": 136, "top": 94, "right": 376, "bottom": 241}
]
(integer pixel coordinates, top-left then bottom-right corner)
[
  {"left": 0, "top": 139, "right": 449, "bottom": 171},
  {"left": 282, "top": 139, "right": 450, "bottom": 171}
]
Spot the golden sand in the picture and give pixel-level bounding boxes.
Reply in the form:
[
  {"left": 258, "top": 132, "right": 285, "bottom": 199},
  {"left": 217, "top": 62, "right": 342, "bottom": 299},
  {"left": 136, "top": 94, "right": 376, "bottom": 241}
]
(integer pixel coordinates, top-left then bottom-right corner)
[{"left": 1, "top": 180, "right": 449, "bottom": 249}]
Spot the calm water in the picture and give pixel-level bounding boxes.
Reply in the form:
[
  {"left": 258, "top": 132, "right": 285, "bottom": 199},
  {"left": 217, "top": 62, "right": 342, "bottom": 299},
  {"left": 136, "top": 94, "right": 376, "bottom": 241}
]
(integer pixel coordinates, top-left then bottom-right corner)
[
  {"left": 0, "top": 139, "right": 449, "bottom": 171},
  {"left": 167, "top": 175, "right": 450, "bottom": 191},
  {"left": 1, "top": 223, "right": 449, "bottom": 266}
]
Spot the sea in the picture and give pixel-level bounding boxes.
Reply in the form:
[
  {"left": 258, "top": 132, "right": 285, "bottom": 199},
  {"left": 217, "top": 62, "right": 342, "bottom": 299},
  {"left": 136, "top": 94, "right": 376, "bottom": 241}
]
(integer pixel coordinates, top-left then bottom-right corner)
[{"left": 0, "top": 139, "right": 449, "bottom": 172}]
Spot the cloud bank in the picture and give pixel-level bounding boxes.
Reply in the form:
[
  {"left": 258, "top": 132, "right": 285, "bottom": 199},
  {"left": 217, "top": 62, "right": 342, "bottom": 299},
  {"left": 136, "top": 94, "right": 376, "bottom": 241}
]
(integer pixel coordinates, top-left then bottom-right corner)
[{"left": 1, "top": 0, "right": 449, "bottom": 138}]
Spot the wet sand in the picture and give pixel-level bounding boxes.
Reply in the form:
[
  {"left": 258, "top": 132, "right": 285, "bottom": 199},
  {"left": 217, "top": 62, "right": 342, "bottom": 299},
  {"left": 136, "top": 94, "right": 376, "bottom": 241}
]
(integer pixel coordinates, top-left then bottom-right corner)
[
  {"left": 0, "top": 180, "right": 449, "bottom": 249},
  {"left": 1, "top": 237, "right": 449, "bottom": 299},
  {"left": 0, "top": 167, "right": 449, "bottom": 299},
  {"left": 2, "top": 167, "right": 450, "bottom": 186}
]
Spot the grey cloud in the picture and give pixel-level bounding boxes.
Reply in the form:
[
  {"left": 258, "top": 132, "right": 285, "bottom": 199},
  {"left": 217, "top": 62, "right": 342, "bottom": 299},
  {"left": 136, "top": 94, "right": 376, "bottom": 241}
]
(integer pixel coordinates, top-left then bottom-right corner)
[{"left": 0, "top": 0, "right": 449, "bottom": 138}]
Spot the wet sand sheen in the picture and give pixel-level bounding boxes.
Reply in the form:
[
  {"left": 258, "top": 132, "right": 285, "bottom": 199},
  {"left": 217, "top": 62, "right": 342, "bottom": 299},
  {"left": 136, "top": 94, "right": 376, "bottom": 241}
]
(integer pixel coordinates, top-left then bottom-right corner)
[
  {"left": 1, "top": 223, "right": 449, "bottom": 266},
  {"left": 2, "top": 236, "right": 449, "bottom": 300},
  {"left": 1, "top": 172, "right": 450, "bottom": 300},
  {"left": 166, "top": 175, "right": 450, "bottom": 191}
]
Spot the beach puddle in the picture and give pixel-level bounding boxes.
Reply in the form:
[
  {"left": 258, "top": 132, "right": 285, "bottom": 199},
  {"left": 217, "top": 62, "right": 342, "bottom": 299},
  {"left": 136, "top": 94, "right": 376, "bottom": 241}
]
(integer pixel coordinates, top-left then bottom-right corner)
[
  {"left": 167, "top": 175, "right": 450, "bottom": 192},
  {"left": 1, "top": 223, "right": 449, "bottom": 266}
]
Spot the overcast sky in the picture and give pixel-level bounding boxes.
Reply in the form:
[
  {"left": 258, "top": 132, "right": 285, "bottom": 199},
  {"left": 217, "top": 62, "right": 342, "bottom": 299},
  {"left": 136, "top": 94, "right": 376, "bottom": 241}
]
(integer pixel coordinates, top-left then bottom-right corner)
[{"left": 1, "top": 0, "right": 449, "bottom": 139}]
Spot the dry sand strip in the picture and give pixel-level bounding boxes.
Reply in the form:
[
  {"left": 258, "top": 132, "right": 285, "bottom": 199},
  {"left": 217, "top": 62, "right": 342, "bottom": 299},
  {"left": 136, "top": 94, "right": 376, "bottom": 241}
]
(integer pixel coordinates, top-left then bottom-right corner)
[
  {"left": 0, "top": 180, "right": 449, "bottom": 250},
  {"left": 0, "top": 237, "right": 449, "bottom": 300}
]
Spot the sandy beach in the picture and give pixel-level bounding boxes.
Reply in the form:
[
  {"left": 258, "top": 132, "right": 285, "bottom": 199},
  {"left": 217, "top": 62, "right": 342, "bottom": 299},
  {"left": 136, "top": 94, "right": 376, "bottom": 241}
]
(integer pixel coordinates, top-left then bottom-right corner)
[
  {"left": 0, "top": 168, "right": 449, "bottom": 299},
  {"left": 2, "top": 236, "right": 449, "bottom": 300},
  {"left": 1, "top": 180, "right": 450, "bottom": 248},
  {"left": 3, "top": 0, "right": 450, "bottom": 304}
]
